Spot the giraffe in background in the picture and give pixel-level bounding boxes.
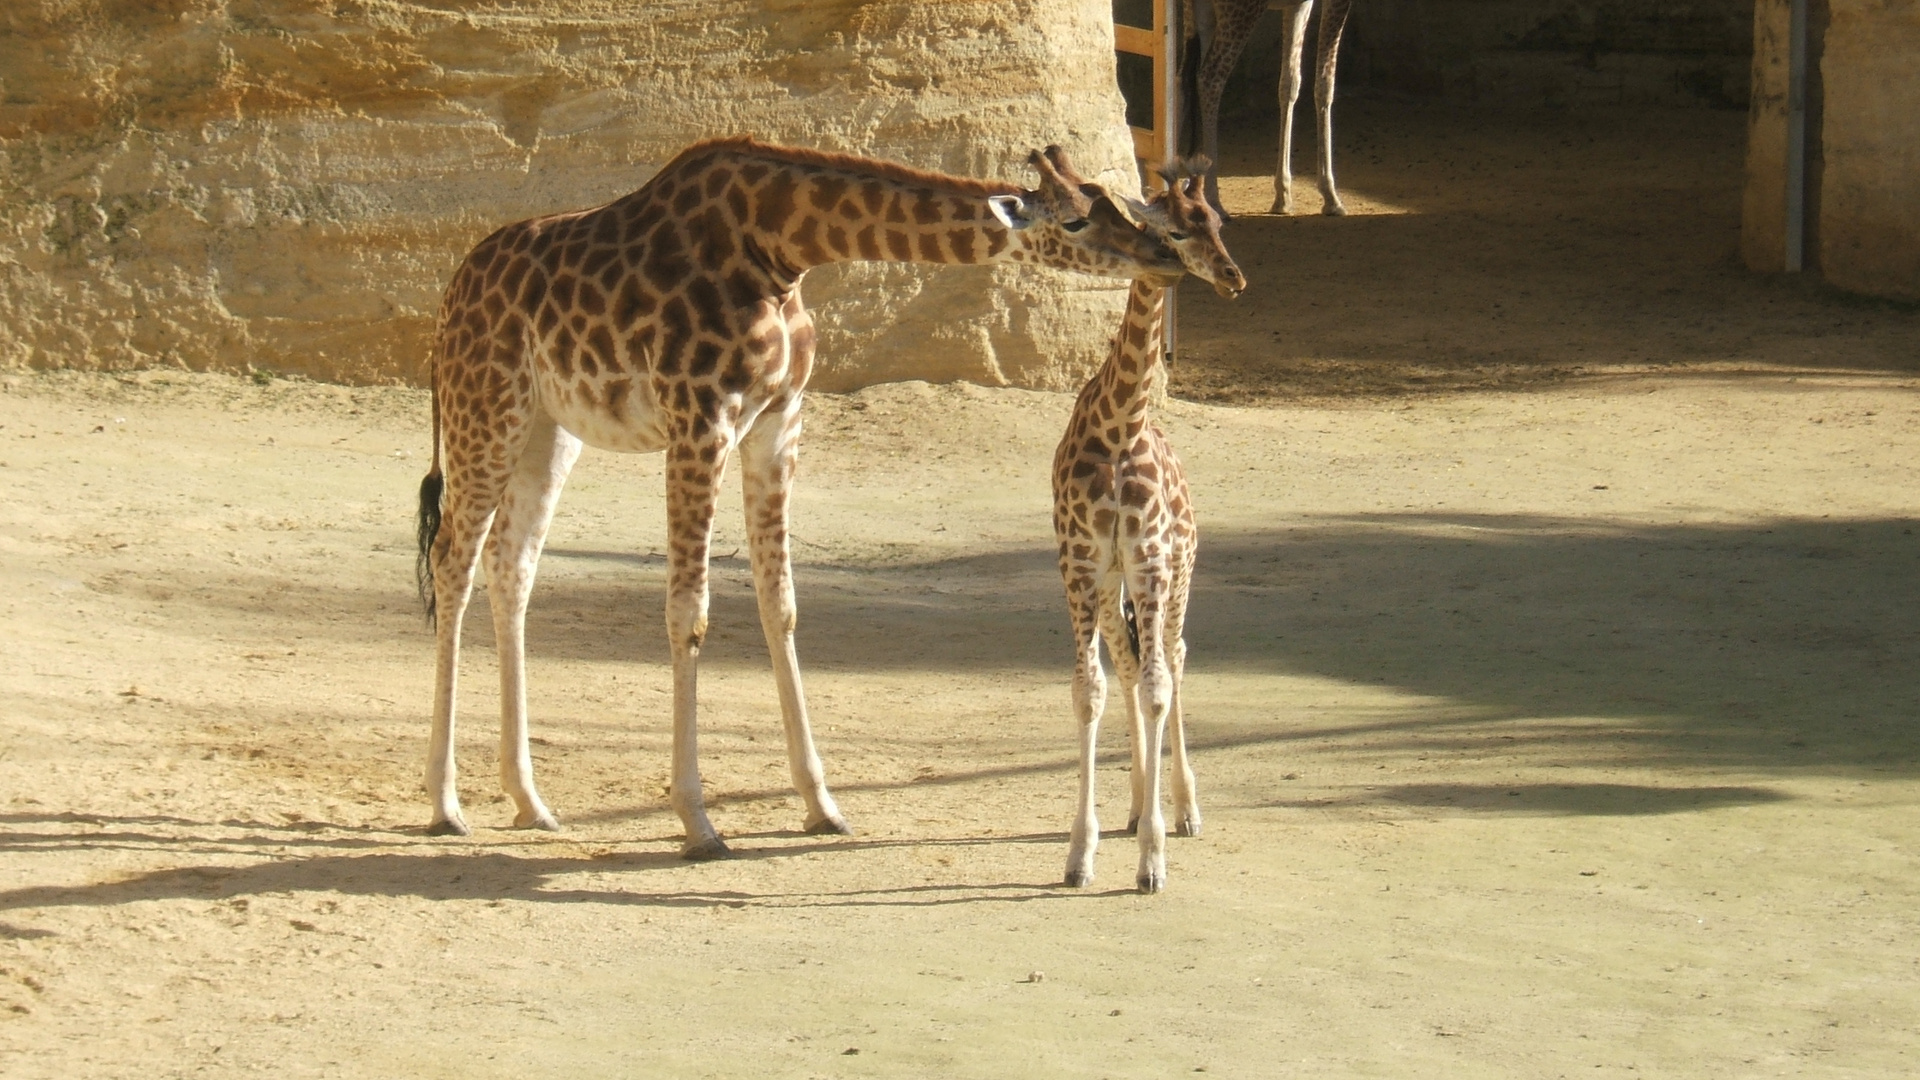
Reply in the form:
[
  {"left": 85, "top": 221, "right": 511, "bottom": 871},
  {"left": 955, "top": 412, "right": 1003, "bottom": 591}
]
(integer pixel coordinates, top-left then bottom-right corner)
[
  {"left": 415, "top": 136, "right": 1186, "bottom": 858},
  {"left": 1053, "top": 158, "right": 1245, "bottom": 892},
  {"left": 1191, "top": 0, "right": 1356, "bottom": 216}
]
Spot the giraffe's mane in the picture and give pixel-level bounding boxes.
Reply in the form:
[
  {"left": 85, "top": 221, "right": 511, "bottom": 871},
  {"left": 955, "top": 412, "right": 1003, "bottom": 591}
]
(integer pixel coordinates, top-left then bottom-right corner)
[{"left": 661, "top": 135, "right": 1024, "bottom": 197}]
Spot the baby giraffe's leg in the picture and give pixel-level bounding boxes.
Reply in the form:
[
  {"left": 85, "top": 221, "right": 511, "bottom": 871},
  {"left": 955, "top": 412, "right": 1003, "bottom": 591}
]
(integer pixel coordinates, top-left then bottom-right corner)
[
  {"left": 1127, "top": 578, "right": 1174, "bottom": 894},
  {"left": 1164, "top": 540, "right": 1201, "bottom": 838},
  {"left": 482, "top": 412, "right": 582, "bottom": 830},
  {"left": 1164, "top": 636, "right": 1201, "bottom": 838},
  {"left": 1095, "top": 579, "right": 1145, "bottom": 835},
  {"left": 1062, "top": 569, "right": 1107, "bottom": 887}
]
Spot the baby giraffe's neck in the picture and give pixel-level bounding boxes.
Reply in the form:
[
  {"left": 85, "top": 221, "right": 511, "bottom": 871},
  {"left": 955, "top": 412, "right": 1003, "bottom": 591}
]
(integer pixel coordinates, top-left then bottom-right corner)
[{"left": 1094, "top": 278, "right": 1167, "bottom": 430}]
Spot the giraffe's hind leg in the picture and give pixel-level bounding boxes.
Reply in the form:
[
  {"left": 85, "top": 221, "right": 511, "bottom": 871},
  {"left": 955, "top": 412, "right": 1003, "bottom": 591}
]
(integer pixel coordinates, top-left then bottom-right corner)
[
  {"left": 425, "top": 481, "right": 500, "bottom": 837},
  {"left": 738, "top": 400, "right": 849, "bottom": 837},
  {"left": 1164, "top": 536, "right": 1201, "bottom": 838},
  {"left": 482, "top": 411, "right": 582, "bottom": 831}
]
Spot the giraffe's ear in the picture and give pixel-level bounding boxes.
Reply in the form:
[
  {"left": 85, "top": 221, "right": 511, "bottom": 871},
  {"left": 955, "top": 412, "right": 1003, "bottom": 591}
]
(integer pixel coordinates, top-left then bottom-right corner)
[
  {"left": 1105, "top": 193, "right": 1154, "bottom": 227},
  {"left": 987, "top": 194, "right": 1036, "bottom": 230}
]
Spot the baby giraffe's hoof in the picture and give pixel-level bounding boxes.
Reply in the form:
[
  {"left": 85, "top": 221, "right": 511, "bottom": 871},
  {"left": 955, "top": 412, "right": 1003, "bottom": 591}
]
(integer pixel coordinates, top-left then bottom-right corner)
[
  {"left": 1175, "top": 817, "right": 1202, "bottom": 838},
  {"left": 1136, "top": 871, "right": 1165, "bottom": 895},
  {"left": 425, "top": 816, "right": 470, "bottom": 837},
  {"left": 804, "top": 814, "right": 854, "bottom": 836},
  {"left": 1064, "top": 868, "right": 1093, "bottom": 888},
  {"left": 680, "top": 835, "right": 732, "bottom": 861},
  {"left": 514, "top": 810, "right": 561, "bottom": 832}
]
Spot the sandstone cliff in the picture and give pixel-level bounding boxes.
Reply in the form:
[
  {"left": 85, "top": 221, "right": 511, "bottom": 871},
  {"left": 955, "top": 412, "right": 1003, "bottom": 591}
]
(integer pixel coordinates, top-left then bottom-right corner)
[{"left": 0, "top": 1, "right": 1141, "bottom": 389}]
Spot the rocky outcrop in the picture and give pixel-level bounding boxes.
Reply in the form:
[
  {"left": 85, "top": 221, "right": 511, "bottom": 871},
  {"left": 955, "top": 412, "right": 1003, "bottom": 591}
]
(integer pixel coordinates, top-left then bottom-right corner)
[{"left": 0, "top": 1, "right": 1141, "bottom": 389}]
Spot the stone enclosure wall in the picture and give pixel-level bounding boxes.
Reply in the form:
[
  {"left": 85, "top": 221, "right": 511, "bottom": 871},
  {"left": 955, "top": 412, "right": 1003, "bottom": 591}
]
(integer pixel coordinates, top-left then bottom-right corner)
[
  {"left": 1742, "top": 0, "right": 1920, "bottom": 301},
  {"left": 0, "top": 1, "right": 1140, "bottom": 389}
]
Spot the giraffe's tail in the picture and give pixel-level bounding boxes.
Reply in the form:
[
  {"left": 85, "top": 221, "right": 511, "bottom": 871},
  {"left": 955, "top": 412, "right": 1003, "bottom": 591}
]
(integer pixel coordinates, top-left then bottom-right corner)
[
  {"left": 1121, "top": 596, "right": 1141, "bottom": 660},
  {"left": 415, "top": 369, "right": 445, "bottom": 626}
]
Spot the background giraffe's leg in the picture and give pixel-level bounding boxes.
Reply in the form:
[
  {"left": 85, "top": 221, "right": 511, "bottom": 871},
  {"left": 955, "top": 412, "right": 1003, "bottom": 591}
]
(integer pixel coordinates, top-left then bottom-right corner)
[
  {"left": 1314, "top": 0, "right": 1354, "bottom": 216},
  {"left": 425, "top": 488, "right": 499, "bottom": 836},
  {"left": 1095, "top": 576, "right": 1146, "bottom": 835},
  {"left": 738, "top": 401, "right": 849, "bottom": 836},
  {"left": 1194, "top": 0, "right": 1265, "bottom": 217},
  {"left": 1164, "top": 537, "right": 1202, "bottom": 838},
  {"left": 1272, "top": 0, "right": 1315, "bottom": 215},
  {"left": 665, "top": 435, "right": 730, "bottom": 860},
  {"left": 1124, "top": 564, "right": 1174, "bottom": 894},
  {"left": 1061, "top": 554, "right": 1108, "bottom": 887},
  {"left": 482, "top": 411, "right": 582, "bottom": 831}
]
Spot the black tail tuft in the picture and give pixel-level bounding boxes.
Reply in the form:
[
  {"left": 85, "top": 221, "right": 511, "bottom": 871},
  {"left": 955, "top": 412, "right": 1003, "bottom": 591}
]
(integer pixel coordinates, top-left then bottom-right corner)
[
  {"left": 1122, "top": 596, "right": 1141, "bottom": 660},
  {"left": 416, "top": 469, "right": 443, "bottom": 626}
]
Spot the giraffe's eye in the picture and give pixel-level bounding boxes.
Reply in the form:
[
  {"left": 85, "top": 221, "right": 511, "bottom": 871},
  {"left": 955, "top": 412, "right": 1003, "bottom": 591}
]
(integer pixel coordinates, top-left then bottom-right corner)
[
  {"left": 1063, "top": 219, "right": 1090, "bottom": 233},
  {"left": 1167, "top": 231, "right": 1189, "bottom": 241}
]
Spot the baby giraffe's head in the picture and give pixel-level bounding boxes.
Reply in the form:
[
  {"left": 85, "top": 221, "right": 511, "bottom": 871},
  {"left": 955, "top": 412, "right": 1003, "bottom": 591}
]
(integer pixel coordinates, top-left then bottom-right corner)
[{"left": 1123, "top": 157, "right": 1247, "bottom": 300}]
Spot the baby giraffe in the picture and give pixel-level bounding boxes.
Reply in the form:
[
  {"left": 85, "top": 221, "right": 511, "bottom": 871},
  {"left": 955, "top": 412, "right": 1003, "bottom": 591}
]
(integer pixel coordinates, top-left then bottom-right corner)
[{"left": 1053, "top": 158, "right": 1245, "bottom": 893}]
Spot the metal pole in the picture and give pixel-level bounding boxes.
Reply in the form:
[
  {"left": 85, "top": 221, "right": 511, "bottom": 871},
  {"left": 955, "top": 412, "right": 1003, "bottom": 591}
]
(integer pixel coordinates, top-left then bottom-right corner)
[
  {"left": 1162, "top": 0, "right": 1180, "bottom": 360},
  {"left": 1785, "top": 0, "right": 1808, "bottom": 273}
]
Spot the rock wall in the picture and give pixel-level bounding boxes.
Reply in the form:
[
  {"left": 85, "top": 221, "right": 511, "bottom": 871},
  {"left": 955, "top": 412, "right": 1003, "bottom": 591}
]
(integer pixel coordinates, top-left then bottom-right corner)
[
  {"left": 1815, "top": 0, "right": 1920, "bottom": 300},
  {"left": 0, "top": 1, "right": 1142, "bottom": 390}
]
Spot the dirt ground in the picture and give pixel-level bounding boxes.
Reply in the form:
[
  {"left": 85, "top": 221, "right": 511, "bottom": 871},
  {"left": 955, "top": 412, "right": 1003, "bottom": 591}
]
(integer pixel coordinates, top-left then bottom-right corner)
[{"left": 4, "top": 105, "right": 1920, "bottom": 1078}]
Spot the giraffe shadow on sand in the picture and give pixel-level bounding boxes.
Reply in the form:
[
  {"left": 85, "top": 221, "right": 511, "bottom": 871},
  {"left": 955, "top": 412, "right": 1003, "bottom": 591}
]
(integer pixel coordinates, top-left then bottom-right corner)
[{"left": 0, "top": 817, "right": 1120, "bottom": 913}]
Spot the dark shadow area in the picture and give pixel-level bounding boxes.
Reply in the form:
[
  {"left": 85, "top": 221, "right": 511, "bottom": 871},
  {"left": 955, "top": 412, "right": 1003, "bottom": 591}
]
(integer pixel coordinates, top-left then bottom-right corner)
[
  {"left": 1263, "top": 782, "right": 1788, "bottom": 816},
  {"left": 1173, "top": 100, "right": 1920, "bottom": 401},
  {"left": 137, "top": 513, "right": 1920, "bottom": 782},
  {"left": 1187, "top": 514, "right": 1920, "bottom": 776}
]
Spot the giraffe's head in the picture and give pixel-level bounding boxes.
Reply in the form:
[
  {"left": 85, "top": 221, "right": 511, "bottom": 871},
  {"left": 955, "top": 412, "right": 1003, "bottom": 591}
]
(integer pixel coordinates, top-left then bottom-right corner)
[
  {"left": 983, "top": 147, "right": 1187, "bottom": 282},
  {"left": 1119, "top": 157, "right": 1246, "bottom": 300}
]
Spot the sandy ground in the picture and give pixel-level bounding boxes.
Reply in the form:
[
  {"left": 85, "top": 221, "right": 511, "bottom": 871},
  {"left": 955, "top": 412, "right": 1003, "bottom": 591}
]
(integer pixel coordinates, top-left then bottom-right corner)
[{"left": 4, "top": 105, "right": 1920, "bottom": 1077}]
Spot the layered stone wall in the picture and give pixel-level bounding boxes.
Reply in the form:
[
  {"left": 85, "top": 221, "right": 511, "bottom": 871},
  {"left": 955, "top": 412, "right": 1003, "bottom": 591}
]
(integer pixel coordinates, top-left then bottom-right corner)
[{"left": 0, "top": 1, "right": 1141, "bottom": 389}]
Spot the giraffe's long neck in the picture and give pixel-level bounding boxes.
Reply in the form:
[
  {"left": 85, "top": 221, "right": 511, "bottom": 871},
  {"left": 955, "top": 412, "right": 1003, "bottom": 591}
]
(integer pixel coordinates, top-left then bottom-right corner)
[
  {"left": 1092, "top": 279, "right": 1167, "bottom": 429},
  {"left": 731, "top": 157, "right": 1022, "bottom": 276}
]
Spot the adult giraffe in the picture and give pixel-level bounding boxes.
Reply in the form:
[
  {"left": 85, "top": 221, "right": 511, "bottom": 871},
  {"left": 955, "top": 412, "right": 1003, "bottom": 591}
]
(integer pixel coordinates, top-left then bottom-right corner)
[
  {"left": 1192, "top": 0, "right": 1355, "bottom": 216},
  {"left": 415, "top": 136, "right": 1187, "bottom": 858}
]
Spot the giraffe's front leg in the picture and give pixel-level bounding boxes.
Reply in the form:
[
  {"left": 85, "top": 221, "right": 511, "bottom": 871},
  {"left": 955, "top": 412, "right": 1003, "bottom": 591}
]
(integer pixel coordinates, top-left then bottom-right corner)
[
  {"left": 1062, "top": 566, "right": 1107, "bottom": 888},
  {"left": 1129, "top": 587, "right": 1173, "bottom": 895},
  {"left": 738, "top": 402, "right": 849, "bottom": 837},
  {"left": 665, "top": 447, "right": 729, "bottom": 860}
]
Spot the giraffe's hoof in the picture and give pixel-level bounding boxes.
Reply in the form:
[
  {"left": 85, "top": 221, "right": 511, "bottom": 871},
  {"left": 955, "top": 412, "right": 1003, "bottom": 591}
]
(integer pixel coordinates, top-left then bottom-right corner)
[
  {"left": 1064, "top": 868, "right": 1093, "bottom": 888},
  {"left": 514, "top": 809, "right": 561, "bottom": 832},
  {"left": 425, "top": 816, "right": 470, "bottom": 837},
  {"left": 1175, "top": 817, "right": 1203, "bottom": 838},
  {"left": 1136, "top": 871, "right": 1165, "bottom": 895},
  {"left": 804, "top": 814, "right": 853, "bottom": 837},
  {"left": 1269, "top": 200, "right": 1292, "bottom": 216},
  {"left": 680, "top": 835, "right": 732, "bottom": 861},
  {"left": 1322, "top": 202, "right": 1348, "bottom": 217}
]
